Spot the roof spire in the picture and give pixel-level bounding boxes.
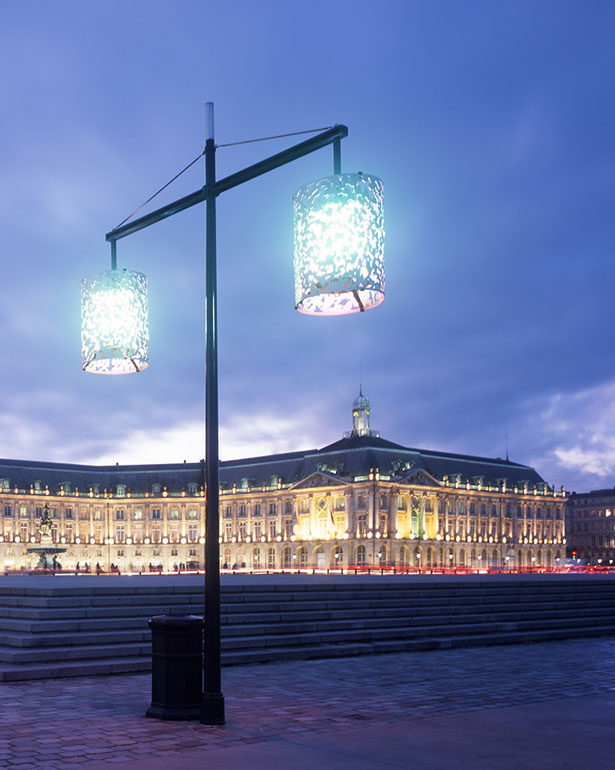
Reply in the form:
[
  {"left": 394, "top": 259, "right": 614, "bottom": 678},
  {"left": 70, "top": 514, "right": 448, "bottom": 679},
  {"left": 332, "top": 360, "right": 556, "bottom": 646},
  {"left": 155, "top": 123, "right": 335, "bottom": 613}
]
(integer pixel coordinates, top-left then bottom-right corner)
[{"left": 351, "top": 388, "right": 371, "bottom": 437}]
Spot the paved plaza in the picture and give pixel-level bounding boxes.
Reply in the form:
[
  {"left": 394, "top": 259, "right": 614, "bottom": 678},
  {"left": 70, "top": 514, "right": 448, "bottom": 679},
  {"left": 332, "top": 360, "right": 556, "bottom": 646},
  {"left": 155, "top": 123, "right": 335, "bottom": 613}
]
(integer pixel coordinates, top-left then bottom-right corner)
[{"left": 0, "top": 637, "right": 614, "bottom": 769}]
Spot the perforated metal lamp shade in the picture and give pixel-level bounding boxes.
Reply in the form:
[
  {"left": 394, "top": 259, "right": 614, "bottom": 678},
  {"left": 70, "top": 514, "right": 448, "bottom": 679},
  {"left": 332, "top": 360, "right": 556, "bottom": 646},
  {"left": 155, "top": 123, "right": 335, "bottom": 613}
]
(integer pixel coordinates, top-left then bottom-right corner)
[
  {"left": 293, "top": 172, "right": 385, "bottom": 315},
  {"left": 81, "top": 268, "right": 149, "bottom": 374}
]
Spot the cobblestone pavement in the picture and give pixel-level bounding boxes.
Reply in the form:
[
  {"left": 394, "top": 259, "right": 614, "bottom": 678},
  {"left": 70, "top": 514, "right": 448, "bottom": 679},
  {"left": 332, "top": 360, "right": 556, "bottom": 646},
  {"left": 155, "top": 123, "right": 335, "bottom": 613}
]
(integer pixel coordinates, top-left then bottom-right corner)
[{"left": 1, "top": 639, "right": 614, "bottom": 769}]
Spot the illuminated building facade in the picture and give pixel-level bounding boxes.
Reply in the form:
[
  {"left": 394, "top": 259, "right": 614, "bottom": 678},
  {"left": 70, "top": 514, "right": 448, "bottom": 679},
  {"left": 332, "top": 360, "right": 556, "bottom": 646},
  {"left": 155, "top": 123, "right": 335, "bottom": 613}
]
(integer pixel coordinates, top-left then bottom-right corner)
[
  {"left": 566, "top": 489, "right": 615, "bottom": 566},
  {"left": 0, "top": 393, "right": 566, "bottom": 572}
]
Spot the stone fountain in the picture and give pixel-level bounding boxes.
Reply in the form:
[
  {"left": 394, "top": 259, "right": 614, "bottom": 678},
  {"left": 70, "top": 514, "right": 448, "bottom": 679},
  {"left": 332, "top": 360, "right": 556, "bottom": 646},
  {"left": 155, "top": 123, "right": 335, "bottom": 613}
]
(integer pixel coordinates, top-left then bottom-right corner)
[{"left": 26, "top": 503, "right": 67, "bottom": 570}]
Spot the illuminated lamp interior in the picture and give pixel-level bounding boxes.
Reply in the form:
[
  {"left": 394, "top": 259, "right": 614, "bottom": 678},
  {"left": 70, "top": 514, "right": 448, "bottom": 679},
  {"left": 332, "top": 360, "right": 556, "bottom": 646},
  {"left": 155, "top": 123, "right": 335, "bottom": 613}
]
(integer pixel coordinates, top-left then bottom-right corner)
[
  {"left": 293, "top": 172, "right": 385, "bottom": 315},
  {"left": 81, "top": 268, "right": 149, "bottom": 374}
]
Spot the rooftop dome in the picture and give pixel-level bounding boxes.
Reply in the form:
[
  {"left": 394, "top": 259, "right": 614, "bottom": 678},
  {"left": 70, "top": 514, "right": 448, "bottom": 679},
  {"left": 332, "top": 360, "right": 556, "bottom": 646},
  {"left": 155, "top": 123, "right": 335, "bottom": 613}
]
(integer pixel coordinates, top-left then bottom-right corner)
[
  {"left": 353, "top": 386, "right": 370, "bottom": 410},
  {"left": 353, "top": 392, "right": 370, "bottom": 410}
]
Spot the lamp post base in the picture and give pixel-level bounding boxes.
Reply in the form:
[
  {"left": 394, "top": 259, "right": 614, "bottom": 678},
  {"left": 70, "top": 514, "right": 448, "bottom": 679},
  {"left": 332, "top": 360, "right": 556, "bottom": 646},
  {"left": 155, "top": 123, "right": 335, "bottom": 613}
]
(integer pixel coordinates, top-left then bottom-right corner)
[{"left": 200, "top": 691, "right": 225, "bottom": 725}]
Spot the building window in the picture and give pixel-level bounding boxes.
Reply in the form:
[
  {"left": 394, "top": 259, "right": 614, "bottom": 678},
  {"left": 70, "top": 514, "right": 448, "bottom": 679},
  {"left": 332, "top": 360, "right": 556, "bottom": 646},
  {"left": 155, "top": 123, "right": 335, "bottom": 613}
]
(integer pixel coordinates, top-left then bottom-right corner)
[
  {"left": 269, "top": 503, "right": 277, "bottom": 516},
  {"left": 268, "top": 521, "right": 276, "bottom": 539},
  {"left": 253, "top": 521, "right": 262, "bottom": 539},
  {"left": 187, "top": 483, "right": 198, "bottom": 495},
  {"left": 239, "top": 505, "right": 246, "bottom": 517},
  {"left": 115, "top": 525, "right": 125, "bottom": 543},
  {"left": 225, "top": 522, "right": 232, "bottom": 540},
  {"left": 115, "top": 509, "right": 125, "bottom": 521},
  {"left": 357, "top": 514, "right": 367, "bottom": 537},
  {"left": 116, "top": 485, "right": 126, "bottom": 498},
  {"left": 238, "top": 522, "right": 247, "bottom": 539},
  {"left": 133, "top": 509, "right": 143, "bottom": 520},
  {"left": 151, "top": 508, "right": 161, "bottom": 520},
  {"left": 168, "top": 524, "right": 179, "bottom": 542},
  {"left": 169, "top": 508, "right": 180, "bottom": 520},
  {"left": 4, "top": 506, "right": 12, "bottom": 517},
  {"left": 357, "top": 495, "right": 367, "bottom": 509},
  {"left": 284, "top": 519, "right": 293, "bottom": 538},
  {"left": 253, "top": 504, "right": 261, "bottom": 517},
  {"left": 187, "top": 508, "right": 198, "bottom": 519},
  {"left": 267, "top": 548, "right": 276, "bottom": 569},
  {"left": 378, "top": 513, "right": 387, "bottom": 535},
  {"left": 19, "top": 506, "right": 28, "bottom": 518},
  {"left": 284, "top": 501, "right": 292, "bottom": 515},
  {"left": 188, "top": 523, "right": 198, "bottom": 541},
  {"left": 65, "top": 508, "right": 74, "bottom": 520}
]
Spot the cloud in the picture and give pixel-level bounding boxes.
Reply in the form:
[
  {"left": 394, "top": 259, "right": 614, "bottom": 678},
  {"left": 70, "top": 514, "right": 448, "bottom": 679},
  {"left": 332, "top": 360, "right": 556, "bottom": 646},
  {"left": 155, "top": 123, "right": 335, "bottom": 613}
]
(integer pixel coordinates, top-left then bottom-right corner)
[
  {"left": 524, "top": 380, "right": 615, "bottom": 491},
  {"left": 79, "top": 408, "right": 324, "bottom": 466}
]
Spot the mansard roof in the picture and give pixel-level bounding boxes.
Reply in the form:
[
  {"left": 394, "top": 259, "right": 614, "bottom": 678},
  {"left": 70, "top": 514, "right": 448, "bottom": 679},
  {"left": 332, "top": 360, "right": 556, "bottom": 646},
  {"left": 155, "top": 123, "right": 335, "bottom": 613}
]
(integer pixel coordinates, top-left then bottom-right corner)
[{"left": 0, "top": 431, "right": 547, "bottom": 496}]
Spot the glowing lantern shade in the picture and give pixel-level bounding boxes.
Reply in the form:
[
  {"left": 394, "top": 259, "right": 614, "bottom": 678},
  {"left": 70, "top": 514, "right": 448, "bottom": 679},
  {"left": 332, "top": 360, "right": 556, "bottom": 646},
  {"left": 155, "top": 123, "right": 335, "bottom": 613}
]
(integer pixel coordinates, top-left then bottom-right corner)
[
  {"left": 81, "top": 268, "right": 149, "bottom": 374},
  {"left": 293, "top": 172, "right": 385, "bottom": 315}
]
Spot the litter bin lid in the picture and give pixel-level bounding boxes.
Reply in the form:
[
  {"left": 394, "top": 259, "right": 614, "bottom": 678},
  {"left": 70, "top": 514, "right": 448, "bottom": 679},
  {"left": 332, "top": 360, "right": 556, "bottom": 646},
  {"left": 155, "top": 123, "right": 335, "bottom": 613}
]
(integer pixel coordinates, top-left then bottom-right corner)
[{"left": 148, "top": 615, "right": 203, "bottom": 630}]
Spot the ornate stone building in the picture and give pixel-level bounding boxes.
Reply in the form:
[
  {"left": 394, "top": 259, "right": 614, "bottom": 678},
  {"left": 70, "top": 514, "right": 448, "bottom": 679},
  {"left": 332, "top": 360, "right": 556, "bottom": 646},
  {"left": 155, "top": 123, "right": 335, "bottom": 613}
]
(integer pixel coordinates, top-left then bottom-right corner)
[
  {"left": 566, "top": 489, "right": 615, "bottom": 566},
  {"left": 0, "top": 393, "right": 566, "bottom": 573}
]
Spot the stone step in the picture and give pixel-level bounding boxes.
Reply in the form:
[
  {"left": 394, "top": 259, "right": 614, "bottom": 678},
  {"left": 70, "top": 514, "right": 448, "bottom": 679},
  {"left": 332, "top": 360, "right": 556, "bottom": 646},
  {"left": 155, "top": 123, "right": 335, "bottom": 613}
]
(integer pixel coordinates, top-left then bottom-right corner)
[
  {"left": 0, "top": 656, "right": 153, "bottom": 682},
  {"left": 220, "top": 623, "right": 615, "bottom": 665},
  {"left": 1, "top": 628, "right": 150, "bottom": 648},
  {"left": 1, "top": 595, "right": 613, "bottom": 629},
  {"left": 0, "top": 641, "right": 151, "bottom": 664}
]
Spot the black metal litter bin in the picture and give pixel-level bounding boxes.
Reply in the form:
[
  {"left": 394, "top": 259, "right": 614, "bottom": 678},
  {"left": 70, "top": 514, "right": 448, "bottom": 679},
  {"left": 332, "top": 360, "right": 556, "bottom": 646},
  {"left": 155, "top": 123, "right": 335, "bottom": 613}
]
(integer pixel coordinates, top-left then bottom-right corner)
[{"left": 146, "top": 614, "right": 203, "bottom": 721}]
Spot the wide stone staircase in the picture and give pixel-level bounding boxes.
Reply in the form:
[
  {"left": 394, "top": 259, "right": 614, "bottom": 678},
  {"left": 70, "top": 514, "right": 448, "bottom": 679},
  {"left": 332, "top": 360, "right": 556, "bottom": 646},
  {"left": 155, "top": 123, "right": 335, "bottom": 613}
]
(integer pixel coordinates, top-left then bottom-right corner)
[{"left": 0, "top": 577, "right": 614, "bottom": 681}]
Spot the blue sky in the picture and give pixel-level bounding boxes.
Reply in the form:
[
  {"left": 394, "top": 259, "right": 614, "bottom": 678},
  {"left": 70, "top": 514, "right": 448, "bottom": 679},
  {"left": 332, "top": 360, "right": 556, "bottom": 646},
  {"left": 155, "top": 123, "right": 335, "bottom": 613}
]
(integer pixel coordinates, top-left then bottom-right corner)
[{"left": 0, "top": 0, "right": 614, "bottom": 493}]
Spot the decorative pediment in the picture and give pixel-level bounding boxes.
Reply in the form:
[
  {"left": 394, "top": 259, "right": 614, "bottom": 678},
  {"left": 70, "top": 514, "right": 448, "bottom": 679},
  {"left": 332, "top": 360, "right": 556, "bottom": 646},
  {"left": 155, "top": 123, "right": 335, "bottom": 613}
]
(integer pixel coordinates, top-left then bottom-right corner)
[
  {"left": 290, "top": 471, "right": 348, "bottom": 490},
  {"left": 401, "top": 468, "right": 441, "bottom": 488}
]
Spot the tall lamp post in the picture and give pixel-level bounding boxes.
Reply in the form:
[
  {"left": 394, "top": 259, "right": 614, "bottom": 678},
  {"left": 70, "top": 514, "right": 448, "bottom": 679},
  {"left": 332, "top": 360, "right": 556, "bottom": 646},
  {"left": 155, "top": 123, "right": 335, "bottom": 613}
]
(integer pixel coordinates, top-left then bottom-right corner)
[{"left": 80, "top": 103, "right": 385, "bottom": 725}]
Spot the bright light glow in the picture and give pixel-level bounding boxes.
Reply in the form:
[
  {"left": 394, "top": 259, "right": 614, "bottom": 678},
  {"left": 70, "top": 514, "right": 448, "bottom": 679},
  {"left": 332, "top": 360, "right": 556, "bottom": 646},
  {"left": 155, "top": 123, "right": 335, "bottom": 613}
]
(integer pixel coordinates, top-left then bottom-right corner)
[
  {"left": 81, "top": 269, "right": 149, "bottom": 374},
  {"left": 294, "top": 173, "right": 385, "bottom": 315}
]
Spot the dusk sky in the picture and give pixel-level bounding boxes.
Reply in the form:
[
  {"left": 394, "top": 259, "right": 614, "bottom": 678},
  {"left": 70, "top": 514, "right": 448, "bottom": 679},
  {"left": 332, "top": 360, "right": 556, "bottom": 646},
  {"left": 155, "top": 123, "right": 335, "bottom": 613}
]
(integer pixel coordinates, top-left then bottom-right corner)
[{"left": 1, "top": 0, "right": 614, "bottom": 494}]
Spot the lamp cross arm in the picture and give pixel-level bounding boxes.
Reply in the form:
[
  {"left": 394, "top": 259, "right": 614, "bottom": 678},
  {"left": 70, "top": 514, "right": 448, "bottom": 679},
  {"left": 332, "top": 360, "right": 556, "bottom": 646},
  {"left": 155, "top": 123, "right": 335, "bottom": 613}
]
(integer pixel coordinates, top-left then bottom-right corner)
[{"left": 106, "top": 124, "right": 348, "bottom": 244}]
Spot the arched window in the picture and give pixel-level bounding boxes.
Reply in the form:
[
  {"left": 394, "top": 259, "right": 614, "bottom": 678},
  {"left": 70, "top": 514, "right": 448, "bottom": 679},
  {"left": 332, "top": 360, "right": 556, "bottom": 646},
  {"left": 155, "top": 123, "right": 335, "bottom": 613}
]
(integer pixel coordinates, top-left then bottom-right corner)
[
  {"left": 252, "top": 548, "right": 261, "bottom": 569},
  {"left": 331, "top": 545, "right": 343, "bottom": 568},
  {"left": 378, "top": 545, "right": 387, "bottom": 566},
  {"left": 399, "top": 545, "right": 409, "bottom": 567},
  {"left": 282, "top": 546, "right": 292, "bottom": 569},
  {"left": 414, "top": 546, "right": 422, "bottom": 566},
  {"left": 297, "top": 546, "right": 308, "bottom": 568},
  {"left": 426, "top": 547, "right": 435, "bottom": 568},
  {"left": 356, "top": 544, "right": 366, "bottom": 565},
  {"left": 458, "top": 549, "right": 466, "bottom": 567},
  {"left": 266, "top": 548, "right": 276, "bottom": 569},
  {"left": 315, "top": 546, "right": 325, "bottom": 568}
]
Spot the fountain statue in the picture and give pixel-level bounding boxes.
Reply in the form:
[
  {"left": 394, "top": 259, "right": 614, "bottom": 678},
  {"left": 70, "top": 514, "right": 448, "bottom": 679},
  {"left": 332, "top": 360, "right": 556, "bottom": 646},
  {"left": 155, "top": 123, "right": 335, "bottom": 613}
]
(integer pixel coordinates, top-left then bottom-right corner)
[{"left": 26, "top": 503, "right": 67, "bottom": 570}]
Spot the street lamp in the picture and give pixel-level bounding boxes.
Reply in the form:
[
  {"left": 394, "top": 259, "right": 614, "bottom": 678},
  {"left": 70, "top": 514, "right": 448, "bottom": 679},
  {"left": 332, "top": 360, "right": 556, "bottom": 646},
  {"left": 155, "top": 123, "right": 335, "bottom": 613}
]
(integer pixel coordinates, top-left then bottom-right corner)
[{"left": 80, "top": 103, "right": 384, "bottom": 725}]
